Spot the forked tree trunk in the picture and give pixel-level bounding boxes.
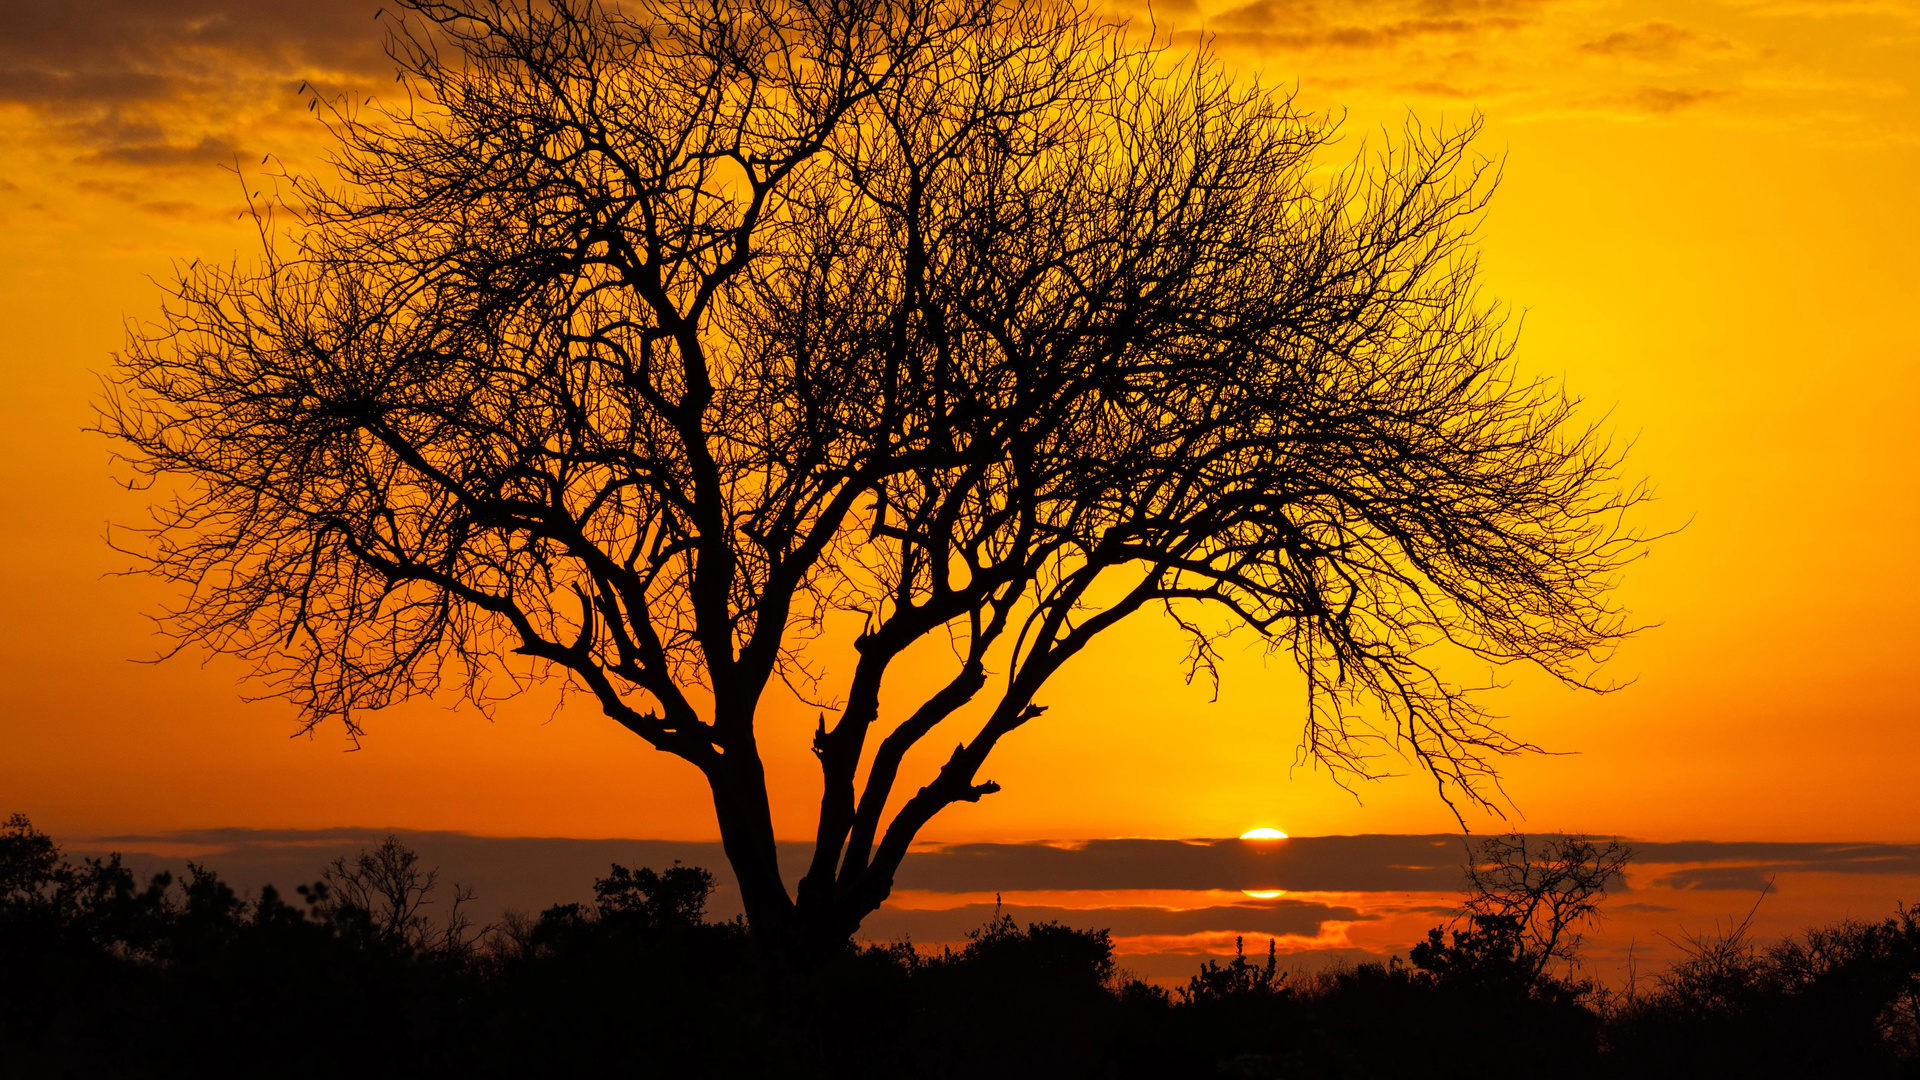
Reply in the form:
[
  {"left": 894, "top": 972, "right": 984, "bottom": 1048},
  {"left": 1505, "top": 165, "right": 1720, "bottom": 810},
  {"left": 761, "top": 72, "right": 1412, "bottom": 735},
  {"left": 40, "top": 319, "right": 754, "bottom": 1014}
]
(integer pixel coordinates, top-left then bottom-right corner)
[
  {"left": 705, "top": 754, "right": 855, "bottom": 974},
  {"left": 707, "top": 773, "right": 899, "bottom": 977}
]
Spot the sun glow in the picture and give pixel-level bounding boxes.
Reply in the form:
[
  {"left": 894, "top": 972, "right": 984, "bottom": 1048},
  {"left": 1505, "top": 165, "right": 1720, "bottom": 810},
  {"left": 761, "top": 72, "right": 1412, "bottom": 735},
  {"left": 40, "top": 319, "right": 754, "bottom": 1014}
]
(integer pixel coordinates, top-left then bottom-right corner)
[
  {"left": 1240, "top": 828, "right": 1288, "bottom": 840},
  {"left": 1242, "top": 889, "right": 1284, "bottom": 899}
]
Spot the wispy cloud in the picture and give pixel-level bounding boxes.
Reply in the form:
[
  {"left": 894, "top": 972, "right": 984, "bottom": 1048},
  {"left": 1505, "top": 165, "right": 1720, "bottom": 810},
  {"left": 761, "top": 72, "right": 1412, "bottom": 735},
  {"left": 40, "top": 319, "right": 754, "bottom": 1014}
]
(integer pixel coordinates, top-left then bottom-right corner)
[
  {"left": 1195, "top": 0, "right": 1547, "bottom": 55},
  {"left": 79, "top": 134, "right": 243, "bottom": 168},
  {"left": 1637, "top": 840, "right": 1920, "bottom": 877},
  {"left": 1211, "top": 13, "right": 1525, "bottom": 49},
  {"left": 861, "top": 899, "right": 1367, "bottom": 941},
  {"left": 1650, "top": 866, "right": 1778, "bottom": 890},
  {"left": 1579, "top": 21, "right": 1735, "bottom": 62},
  {"left": 0, "top": 0, "right": 387, "bottom": 105},
  {"left": 1598, "top": 85, "right": 1735, "bottom": 114},
  {"left": 1107, "top": 0, "right": 1910, "bottom": 135},
  {"left": 894, "top": 836, "right": 1470, "bottom": 892},
  {"left": 1727, "top": 0, "right": 1920, "bottom": 24},
  {"left": 0, "top": 0, "right": 386, "bottom": 163}
]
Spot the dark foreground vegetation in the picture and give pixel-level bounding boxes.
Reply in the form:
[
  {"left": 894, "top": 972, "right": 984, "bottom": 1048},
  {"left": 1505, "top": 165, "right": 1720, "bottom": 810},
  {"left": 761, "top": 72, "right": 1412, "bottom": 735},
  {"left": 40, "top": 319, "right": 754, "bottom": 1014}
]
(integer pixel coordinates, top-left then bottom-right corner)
[{"left": 4, "top": 816, "right": 1917, "bottom": 1080}]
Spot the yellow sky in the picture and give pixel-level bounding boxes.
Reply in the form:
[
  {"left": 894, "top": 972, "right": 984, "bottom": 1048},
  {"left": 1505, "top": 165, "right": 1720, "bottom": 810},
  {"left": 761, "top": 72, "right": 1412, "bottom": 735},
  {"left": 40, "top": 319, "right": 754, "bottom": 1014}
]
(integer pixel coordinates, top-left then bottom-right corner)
[{"left": 1, "top": 0, "right": 1915, "bottom": 845}]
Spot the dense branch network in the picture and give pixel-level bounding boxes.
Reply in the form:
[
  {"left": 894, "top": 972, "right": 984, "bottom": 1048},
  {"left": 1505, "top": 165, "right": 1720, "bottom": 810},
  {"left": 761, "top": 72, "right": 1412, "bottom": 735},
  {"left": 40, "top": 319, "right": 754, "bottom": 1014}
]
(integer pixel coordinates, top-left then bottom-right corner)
[{"left": 101, "top": 0, "right": 1645, "bottom": 950}]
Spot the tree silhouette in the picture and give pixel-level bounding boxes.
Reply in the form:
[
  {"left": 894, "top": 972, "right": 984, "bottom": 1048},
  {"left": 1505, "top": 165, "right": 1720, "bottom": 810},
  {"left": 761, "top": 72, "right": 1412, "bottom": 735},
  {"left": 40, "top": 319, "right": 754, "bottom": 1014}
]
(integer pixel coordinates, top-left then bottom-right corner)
[
  {"left": 101, "top": 0, "right": 1644, "bottom": 964},
  {"left": 1462, "top": 833, "right": 1632, "bottom": 985},
  {"left": 300, "top": 834, "right": 480, "bottom": 952},
  {"left": 1410, "top": 832, "right": 1632, "bottom": 995}
]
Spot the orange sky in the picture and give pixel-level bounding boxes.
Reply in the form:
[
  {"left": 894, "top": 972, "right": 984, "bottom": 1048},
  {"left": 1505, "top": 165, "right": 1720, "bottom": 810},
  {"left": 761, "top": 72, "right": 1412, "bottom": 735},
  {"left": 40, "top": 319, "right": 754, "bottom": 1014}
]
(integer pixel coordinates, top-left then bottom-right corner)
[{"left": 1, "top": 0, "right": 1916, "bottom": 847}]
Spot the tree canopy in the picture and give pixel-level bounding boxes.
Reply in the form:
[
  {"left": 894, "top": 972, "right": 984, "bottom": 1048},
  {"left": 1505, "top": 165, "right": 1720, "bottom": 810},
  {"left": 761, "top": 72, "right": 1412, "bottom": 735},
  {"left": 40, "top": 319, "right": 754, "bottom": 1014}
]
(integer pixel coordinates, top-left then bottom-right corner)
[{"left": 102, "top": 0, "right": 1643, "bottom": 958}]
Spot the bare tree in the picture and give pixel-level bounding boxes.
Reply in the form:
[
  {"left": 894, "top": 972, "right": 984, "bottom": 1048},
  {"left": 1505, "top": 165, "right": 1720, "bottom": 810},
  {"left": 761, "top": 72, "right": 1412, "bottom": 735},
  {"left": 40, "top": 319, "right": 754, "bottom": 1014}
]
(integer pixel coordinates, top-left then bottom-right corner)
[
  {"left": 100, "top": 0, "right": 1644, "bottom": 964},
  {"left": 1650, "top": 880, "right": 1774, "bottom": 1014},
  {"left": 304, "top": 834, "right": 479, "bottom": 953},
  {"left": 1409, "top": 833, "right": 1629, "bottom": 998},
  {"left": 1466, "top": 832, "right": 1633, "bottom": 985}
]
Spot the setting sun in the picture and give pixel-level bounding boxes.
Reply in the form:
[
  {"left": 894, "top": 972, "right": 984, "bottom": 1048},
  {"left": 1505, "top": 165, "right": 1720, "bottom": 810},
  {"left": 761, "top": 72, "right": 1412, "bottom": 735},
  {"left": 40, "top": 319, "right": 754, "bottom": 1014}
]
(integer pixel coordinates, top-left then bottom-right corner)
[{"left": 1240, "top": 828, "right": 1288, "bottom": 840}]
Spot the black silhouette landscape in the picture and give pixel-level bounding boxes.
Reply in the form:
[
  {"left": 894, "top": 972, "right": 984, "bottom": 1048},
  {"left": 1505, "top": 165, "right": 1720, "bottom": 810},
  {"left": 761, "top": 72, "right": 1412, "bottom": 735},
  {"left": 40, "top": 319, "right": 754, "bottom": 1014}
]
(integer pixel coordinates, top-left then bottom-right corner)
[{"left": 9, "top": 816, "right": 1920, "bottom": 1077}]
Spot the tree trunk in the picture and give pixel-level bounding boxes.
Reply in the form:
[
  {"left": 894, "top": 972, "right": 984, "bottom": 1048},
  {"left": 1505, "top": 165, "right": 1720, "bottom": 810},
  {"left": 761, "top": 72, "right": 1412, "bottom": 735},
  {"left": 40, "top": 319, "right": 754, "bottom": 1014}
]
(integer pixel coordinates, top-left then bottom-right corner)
[
  {"left": 706, "top": 753, "right": 799, "bottom": 940},
  {"left": 701, "top": 706, "right": 912, "bottom": 976},
  {"left": 710, "top": 786, "right": 895, "bottom": 979}
]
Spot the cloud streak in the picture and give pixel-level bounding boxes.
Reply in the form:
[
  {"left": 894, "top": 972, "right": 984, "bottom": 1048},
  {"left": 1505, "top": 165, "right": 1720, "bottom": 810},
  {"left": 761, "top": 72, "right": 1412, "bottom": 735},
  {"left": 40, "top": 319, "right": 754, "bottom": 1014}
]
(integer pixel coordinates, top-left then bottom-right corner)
[
  {"left": 860, "top": 899, "right": 1366, "bottom": 942},
  {"left": 1579, "top": 21, "right": 1733, "bottom": 62},
  {"left": 0, "top": 0, "right": 386, "bottom": 107},
  {"left": 80, "top": 829, "right": 1920, "bottom": 912},
  {"left": 0, "top": 0, "right": 388, "bottom": 164}
]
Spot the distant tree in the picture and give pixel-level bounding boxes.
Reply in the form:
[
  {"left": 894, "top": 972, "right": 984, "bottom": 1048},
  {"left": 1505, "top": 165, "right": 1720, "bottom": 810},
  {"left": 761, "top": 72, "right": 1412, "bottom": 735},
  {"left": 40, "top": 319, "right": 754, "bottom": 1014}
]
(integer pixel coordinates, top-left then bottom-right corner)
[
  {"left": 100, "top": 0, "right": 1645, "bottom": 966},
  {"left": 1413, "top": 832, "right": 1632, "bottom": 995},
  {"left": 523, "top": 860, "right": 718, "bottom": 949},
  {"left": 594, "top": 861, "right": 715, "bottom": 931},
  {"left": 303, "top": 834, "right": 479, "bottom": 953},
  {"left": 0, "top": 813, "right": 65, "bottom": 912},
  {"left": 0, "top": 816, "right": 483, "bottom": 1077}
]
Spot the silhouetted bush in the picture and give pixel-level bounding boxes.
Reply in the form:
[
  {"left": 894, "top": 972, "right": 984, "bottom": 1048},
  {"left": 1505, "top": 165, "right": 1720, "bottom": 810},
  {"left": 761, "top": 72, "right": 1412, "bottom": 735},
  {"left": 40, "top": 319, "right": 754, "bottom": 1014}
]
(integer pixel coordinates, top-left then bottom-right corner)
[
  {"left": 1607, "top": 901, "right": 1920, "bottom": 1079},
  {"left": 5, "top": 814, "right": 1919, "bottom": 1080},
  {"left": 0, "top": 815, "right": 499, "bottom": 1079}
]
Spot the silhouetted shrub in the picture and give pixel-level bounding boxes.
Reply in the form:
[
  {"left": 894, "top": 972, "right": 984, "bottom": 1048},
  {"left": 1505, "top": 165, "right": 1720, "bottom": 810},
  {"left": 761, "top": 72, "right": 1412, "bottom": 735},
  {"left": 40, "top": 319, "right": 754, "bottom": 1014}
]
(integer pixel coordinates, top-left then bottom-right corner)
[
  {"left": 1607, "top": 902, "right": 1920, "bottom": 1079},
  {"left": 6, "top": 813, "right": 1920, "bottom": 1080},
  {"left": 0, "top": 817, "right": 480, "bottom": 1079}
]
